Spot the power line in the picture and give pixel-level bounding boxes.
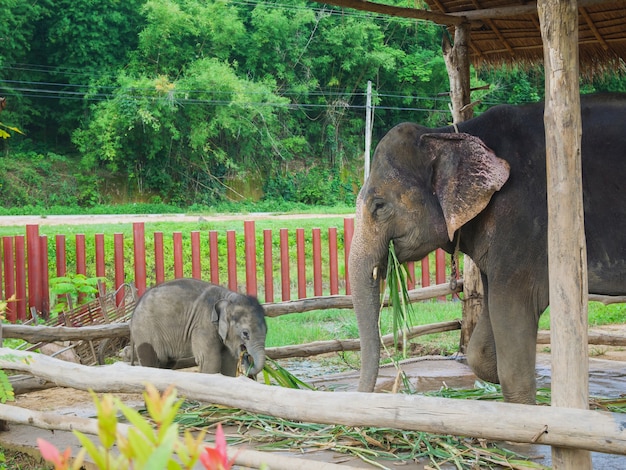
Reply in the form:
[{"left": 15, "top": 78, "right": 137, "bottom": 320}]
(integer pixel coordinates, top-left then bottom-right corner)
[
  {"left": 0, "top": 76, "right": 455, "bottom": 113},
  {"left": 0, "top": 85, "right": 451, "bottom": 113}
]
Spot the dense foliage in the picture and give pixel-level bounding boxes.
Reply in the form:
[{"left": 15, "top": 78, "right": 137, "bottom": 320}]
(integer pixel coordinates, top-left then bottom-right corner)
[{"left": 1, "top": 0, "right": 624, "bottom": 209}]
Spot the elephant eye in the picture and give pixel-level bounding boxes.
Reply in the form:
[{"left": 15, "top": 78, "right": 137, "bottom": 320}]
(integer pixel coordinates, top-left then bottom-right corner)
[
  {"left": 242, "top": 330, "right": 250, "bottom": 341},
  {"left": 371, "top": 198, "right": 388, "bottom": 219},
  {"left": 371, "top": 198, "right": 385, "bottom": 213}
]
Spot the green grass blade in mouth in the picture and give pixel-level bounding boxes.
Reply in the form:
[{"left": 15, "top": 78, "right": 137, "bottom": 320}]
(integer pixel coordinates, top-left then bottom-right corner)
[{"left": 384, "top": 241, "right": 415, "bottom": 356}]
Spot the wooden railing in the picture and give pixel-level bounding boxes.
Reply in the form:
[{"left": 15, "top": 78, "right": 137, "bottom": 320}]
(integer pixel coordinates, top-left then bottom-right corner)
[{"left": 1, "top": 219, "right": 451, "bottom": 322}]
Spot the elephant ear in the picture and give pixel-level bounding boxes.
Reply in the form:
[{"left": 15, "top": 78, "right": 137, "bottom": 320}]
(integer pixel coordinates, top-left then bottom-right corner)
[
  {"left": 422, "top": 133, "right": 510, "bottom": 241},
  {"left": 213, "top": 300, "right": 230, "bottom": 342}
]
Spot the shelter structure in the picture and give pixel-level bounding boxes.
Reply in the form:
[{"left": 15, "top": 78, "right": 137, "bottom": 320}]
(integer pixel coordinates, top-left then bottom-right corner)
[
  {"left": 321, "top": 0, "right": 626, "bottom": 76},
  {"left": 317, "top": 1, "right": 626, "bottom": 468}
]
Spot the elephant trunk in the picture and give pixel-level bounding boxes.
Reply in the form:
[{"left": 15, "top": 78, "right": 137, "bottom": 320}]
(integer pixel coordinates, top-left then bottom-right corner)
[
  {"left": 349, "top": 205, "right": 384, "bottom": 392},
  {"left": 244, "top": 342, "right": 266, "bottom": 377}
]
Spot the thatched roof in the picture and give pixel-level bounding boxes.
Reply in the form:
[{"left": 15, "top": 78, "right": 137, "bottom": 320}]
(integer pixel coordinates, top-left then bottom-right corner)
[{"left": 320, "top": 0, "right": 626, "bottom": 76}]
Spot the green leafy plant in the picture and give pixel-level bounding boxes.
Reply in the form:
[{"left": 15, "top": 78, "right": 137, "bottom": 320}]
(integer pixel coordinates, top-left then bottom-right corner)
[
  {"left": 0, "top": 122, "right": 24, "bottom": 140},
  {"left": 262, "top": 358, "right": 315, "bottom": 389},
  {"left": 0, "top": 296, "right": 17, "bottom": 469},
  {"left": 49, "top": 275, "right": 106, "bottom": 315},
  {"left": 0, "top": 98, "right": 24, "bottom": 139},
  {"left": 37, "top": 384, "right": 240, "bottom": 470},
  {"left": 0, "top": 296, "right": 16, "bottom": 405},
  {"left": 383, "top": 240, "right": 415, "bottom": 357}
]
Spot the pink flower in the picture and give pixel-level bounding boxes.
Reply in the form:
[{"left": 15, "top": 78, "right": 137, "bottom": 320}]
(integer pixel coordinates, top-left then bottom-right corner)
[
  {"left": 37, "top": 438, "right": 72, "bottom": 470},
  {"left": 199, "top": 423, "right": 237, "bottom": 470}
]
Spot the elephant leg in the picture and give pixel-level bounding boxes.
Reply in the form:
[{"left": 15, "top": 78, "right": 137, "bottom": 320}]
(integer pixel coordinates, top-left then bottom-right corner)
[
  {"left": 136, "top": 343, "right": 160, "bottom": 368},
  {"left": 466, "top": 274, "right": 499, "bottom": 384},
  {"left": 488, "top": 288, "right": 543, "bottom": 405},
  {"left": 220, "top": 350, "right": 238, "bottom": 377},
  {"left": 191, "top": 331, "right": 222, "bottom": 374},
  {"left": 466, "top": 318, "right": 499, "bottom": 384}
]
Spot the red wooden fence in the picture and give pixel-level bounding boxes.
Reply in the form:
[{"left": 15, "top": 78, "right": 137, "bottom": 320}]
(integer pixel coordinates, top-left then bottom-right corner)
[{"left": 0, "top": 219, "right": 450, "bottom": 323}]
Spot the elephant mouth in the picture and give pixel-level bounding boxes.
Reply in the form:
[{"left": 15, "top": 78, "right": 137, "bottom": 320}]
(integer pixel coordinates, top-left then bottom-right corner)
[{"left": 238, "top": 344, "right": 254, "bottom": 376}]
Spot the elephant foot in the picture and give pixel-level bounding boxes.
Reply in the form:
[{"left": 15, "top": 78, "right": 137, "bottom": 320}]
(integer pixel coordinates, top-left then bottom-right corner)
[
  {"left": 136, "top": 343, "right": 160, "bottom": 368},
  {"left": 466, "top": 349, "right": 499, "bottom": 385}
]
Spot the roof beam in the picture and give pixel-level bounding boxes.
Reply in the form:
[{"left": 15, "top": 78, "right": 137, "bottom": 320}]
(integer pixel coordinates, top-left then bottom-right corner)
[
  {"left": 447, "top": 0, "right": 626, "bottom": 20},
  {"left": 580, "top": 7, "right": 610, "bottom": 51},
  {"left": 317, "top": 0, "right": 626, "bottom": 25},
  {"left": 316, "top": 0, "right": 465, "bottom": 25}
]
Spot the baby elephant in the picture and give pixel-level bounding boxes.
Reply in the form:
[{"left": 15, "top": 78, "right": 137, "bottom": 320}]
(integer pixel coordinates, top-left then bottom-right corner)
[{"left": 130, "top": 278, "right": 267, "bottom": 377}]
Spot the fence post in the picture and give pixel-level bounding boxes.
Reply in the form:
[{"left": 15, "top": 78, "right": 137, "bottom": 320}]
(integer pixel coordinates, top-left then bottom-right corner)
[
  {"left": 39, "top": 235, "right": 49, "bottom": 316},
  {"left": 343, "top": 218, "right": 354, "bottom": 295},
  {"left": 114, "top": 233, "right": 125, "bottom": 305},
  {"left": 191, "top": 231, "right": 201, "bottom": 280},
  {"left": 26, "top": 225, "right": 42, "bottom": 314},
  {"left": 227, "top": 230, "right": 237, "bottom": 292},
  {"left": 15, "top": 235, "right": 26, "bottom": 321},
  {"left": 133, "top": 223, "right": 147, "bottom": 297},
  {"left": 296, "top": 228, "right": 306, "bottom": 299},
  {"left": 329, "top": 227, "right": 339, "bottom": 295},
  {"left": 244, "top": 221, "right": 257, "bottom": 297},
  {"left": 209, "top": 231, "right": 219, "bottom": 285},
  {"left": 263, "top": 229, "right": 274, "bottom": 303},
  {"left": 436, "top": 248, "right": 446, "bottom": 300},
  {"left": 312, "top": 228, "right": 322, "bottom": 297},
  {"left": 95, "top": 234, "right": 106, "bottom": 281},
  {"left": 407, "top": 261, "right": 415, "bottom": 289},
  {"left": 173, "top": 232, "right": 183, "bottom": 278},
  {"left": 280, "top": 229, "right": 290, "bottom": 301},
  {"left": 3, "top": 237, "right": 15, "bottom": 322},
  {"left": 154, "top": 232, "right": 165, "bottom": 285},
  {"left": 56, "top": 235, "right": 66, "bottom": 277},
  {"left": 75, "top": 234, "right": 86, "bottom": 276},
  {"left": 421, "top": 256, "right": 430, "bottom": 288},
  {"left": 76, "top": 234, "right": 87, "bottom": 303}
]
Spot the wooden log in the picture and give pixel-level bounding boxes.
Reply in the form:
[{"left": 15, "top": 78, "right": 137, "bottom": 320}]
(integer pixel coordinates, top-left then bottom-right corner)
[
  {"left": 264, "top": 282, "right": 463, "bottom": 317},
  {"left": 589, "top": 294, "right": 626, "bottom": 305},
  {"left": 2, "top": 323, "right": 130, "bottom": 342},
  {"left": 9, "top": 375, "right": 57, "bottom": 395},
  {"left": 266, "top": 320, "right": 461, "bottom": 359},
  {"left": 537, "top": 330, "right": 626, "bottom": 347},
  {"left": 0, "top": 403, "right": 351, "bottom": 470},
  {"left": 0, "top": 349, "right": 624, "bottom": 456},
  {"left": 0, "top": 402, "right": 130, "bottom": 436}
]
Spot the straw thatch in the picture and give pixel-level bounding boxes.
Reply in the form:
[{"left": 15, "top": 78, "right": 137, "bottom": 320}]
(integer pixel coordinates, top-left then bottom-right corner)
[{"left": 320, "top": 0, "right": 626, "bottom": 77}]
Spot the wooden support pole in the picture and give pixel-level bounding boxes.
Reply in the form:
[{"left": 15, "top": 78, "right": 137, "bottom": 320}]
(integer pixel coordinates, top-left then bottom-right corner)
[
  {"left": 538, "top": 1, "right": 591, "bottom": 468},
  {"left": 442, "top": 21, "right": 484, "bottom": 353}
]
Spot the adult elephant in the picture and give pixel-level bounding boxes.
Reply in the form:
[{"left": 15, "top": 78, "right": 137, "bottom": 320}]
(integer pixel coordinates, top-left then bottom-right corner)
[{"left": 349, "top": 93, "right": 626, "bottom": 404}]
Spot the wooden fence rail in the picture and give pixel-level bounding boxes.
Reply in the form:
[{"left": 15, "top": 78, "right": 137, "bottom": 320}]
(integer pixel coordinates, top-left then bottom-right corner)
[{"left": 1, "top": 219, "right": 451, "bottom": 322}]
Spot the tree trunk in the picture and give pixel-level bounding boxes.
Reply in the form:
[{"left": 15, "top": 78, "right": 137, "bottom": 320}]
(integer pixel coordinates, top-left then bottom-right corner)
[
  {"left": 538, "top": 1, "right": 590, "bottom": 468},
  {"left": 442, "top": 21, "right": 484, "bottom": 354}
]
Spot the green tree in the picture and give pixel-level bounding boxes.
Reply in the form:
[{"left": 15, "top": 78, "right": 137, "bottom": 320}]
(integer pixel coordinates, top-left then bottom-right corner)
[{"left": 133, "top": 0, "right": 245, "bottom": 77}]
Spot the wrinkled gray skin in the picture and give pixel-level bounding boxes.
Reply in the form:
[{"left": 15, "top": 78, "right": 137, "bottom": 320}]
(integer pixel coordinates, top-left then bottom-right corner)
[
  {"left": 349, "top": 94, "right": 626, "bottom": 404},
  {"left": 130, "top": 278, "right": 267, "bottom": 377}
]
